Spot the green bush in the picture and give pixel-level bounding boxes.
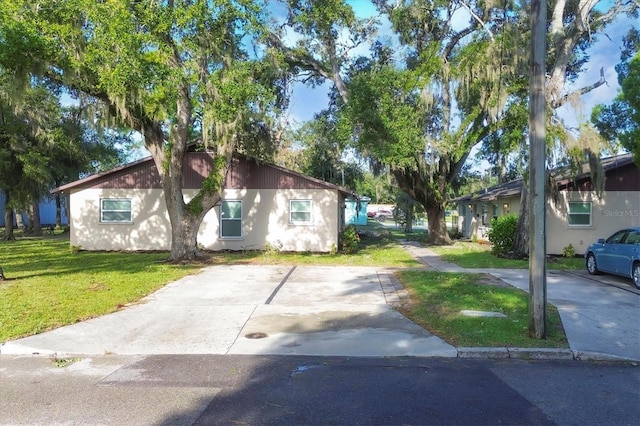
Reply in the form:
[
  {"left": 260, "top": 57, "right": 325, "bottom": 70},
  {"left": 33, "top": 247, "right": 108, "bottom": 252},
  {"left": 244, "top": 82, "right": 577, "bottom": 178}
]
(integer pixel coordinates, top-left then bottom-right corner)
[
  {"left": 563, "top": 243, "right": 575, "bottom": 258},
  {"left": 341, "top": 225, "right": 360, "bottom": 254},
  {"left": 488, "top": 214, "right": 518, "bottom": 256}
]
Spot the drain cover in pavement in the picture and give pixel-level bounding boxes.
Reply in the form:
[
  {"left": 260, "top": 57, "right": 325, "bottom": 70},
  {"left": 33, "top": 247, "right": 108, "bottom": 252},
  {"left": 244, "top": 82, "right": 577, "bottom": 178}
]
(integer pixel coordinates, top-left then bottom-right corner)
[{"left": 245, "top": 332, "right": 268, "bottom": 339}]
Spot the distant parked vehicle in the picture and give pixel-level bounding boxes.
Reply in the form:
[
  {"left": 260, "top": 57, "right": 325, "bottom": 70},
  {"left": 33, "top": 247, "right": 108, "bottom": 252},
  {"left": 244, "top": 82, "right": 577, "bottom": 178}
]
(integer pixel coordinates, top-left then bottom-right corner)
[
  {"left": 585, "top": 227, "right": 640, "bottom": 289},
  {"left": 374, "top": 208, "right": 393, "bottom": 222},
  {"left": 367, "top": 206, "right": 395, "bottom": 222}
]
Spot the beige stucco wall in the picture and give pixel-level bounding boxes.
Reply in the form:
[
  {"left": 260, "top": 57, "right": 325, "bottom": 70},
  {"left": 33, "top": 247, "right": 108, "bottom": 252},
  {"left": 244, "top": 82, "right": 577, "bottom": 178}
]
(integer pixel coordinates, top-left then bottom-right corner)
[
  {"left": 69, "top": 188, "right": 171, "bottom": 251},
  {"left": 547, "top": 190, "right": 640, "bottom": 255},
  {"left": 197, "top": 188, "right": 340, "bottom": 252},
  {"left": 68, "top": 187, "right": 340, "bottom": 252}
]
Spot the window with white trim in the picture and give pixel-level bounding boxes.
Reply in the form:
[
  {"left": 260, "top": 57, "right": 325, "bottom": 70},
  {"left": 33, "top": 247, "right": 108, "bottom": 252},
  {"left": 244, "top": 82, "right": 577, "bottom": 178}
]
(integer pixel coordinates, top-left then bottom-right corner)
[
  {"left": 290, "top": 200, "right": 312, "bottom": 224},
  {"left": 220, "top": 200, "right": 242, "bottom": 238},
  {"left": 568, "top": 201, "right": 592, "bottom": 226},
  {"left": 100, "top": 199, "right": 132, "bottom": 223}
]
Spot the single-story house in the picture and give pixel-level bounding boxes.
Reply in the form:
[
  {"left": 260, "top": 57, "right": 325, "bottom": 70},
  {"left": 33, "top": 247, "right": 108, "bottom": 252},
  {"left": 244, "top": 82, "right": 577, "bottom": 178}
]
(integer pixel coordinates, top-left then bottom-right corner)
[
  {"left": 455, "top": 153, "right": 640, "bottom": 255},
  {"left": 51, "top": 152, "right": 356, "bottom": 252}
]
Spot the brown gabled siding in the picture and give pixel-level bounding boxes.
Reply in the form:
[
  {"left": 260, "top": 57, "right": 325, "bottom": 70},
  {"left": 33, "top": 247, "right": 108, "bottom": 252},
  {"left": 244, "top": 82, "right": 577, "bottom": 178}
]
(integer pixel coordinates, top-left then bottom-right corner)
[
  {"left": 92, "top": 160, "right": 162, "bottom": 189},
  {"left": 604, "top": 163, "right": 640, "bottom": 191},
  {"left": 563, "top": 163, "right": 640, "bottom": 192},
  {"left": 78, "top": 153, "right": 342, "bottom": 192},
  {"left": 183, "top": 153, "right": 213, "bottom": 189},
  {"left": 183, "top": 154, "right": 331, "bottom": 190},
  {"left": 226, "top": 156, "right": 332, "bottom": 190}
]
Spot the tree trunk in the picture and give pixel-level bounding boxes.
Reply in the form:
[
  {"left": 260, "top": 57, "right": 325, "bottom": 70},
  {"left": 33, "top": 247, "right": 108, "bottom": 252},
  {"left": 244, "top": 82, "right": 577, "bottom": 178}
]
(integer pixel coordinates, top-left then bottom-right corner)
[
  {"left": 142, "top": 82, "right": 229, "bottom": 262},
  {"left": 166, "top": 206, "right": 203, "bottom": 261},
  {"left": 25, "top": 201, "right": 42, "bottom": 236},
  {"left": 393, "top": 167, "right": 453, "bottom": 245},
  {"left": 15, "top": 210, "right": 24, "bottom": 231},
  {"left": 55, "top": 192, "right": 62, "bottom": 228},
  {"left": 404, "top": 202, "right": 414, "bottom": 233},
  {"left": 3, "top": 206, "right": 15, "bottom": 241},
  {"left": 426, "top": 203, "right": 452, "bottom": 245},
  {"left": 144, "top": 113, "right": 231, "bottom": 262},
  {"left": 163, "top": 167, "right": 227, "bottom": 261},
  {"left": 511, "top": 178, "right": 529, "bottom": 258},
  {"left": 160, "top": 156, "right": 204, "bottom": 261}
]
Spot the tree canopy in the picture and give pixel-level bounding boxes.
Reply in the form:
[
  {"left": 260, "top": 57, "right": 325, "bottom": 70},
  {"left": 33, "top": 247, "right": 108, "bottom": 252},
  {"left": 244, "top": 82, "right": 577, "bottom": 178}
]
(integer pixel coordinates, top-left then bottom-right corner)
[{"left": 0, "top": 0, "right": 286, "bottom": 259}]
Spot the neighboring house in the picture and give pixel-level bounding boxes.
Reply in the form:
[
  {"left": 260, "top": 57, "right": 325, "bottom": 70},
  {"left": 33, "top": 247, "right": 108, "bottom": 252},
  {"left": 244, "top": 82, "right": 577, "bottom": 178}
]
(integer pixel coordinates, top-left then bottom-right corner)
[
  {"left": 455, "top": 153, "right": 640, "bottom": 255},
  {"left": 0, "top": 191, "right": 68, "bottom": 227},
  {"left": 51, "top": 152, "right": 356, "bottom": 252},
  {"left": 455, "top": 179, "right": 523, "bottom": 240},
  {"left": 345, "top": 196, "right": 370, "bottom": 226}
]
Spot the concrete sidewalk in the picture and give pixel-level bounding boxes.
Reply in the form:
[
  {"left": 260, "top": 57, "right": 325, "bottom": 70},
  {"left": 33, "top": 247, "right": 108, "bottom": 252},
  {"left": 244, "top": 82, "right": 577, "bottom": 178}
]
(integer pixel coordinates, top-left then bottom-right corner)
[{"left": 402, "top": 241, "right": 640, "bottom": 361}]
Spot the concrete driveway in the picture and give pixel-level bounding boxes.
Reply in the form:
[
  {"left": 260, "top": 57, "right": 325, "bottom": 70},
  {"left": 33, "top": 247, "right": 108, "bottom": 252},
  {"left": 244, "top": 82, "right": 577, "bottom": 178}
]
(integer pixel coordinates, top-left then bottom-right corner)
[
  {"left": 487, "top": 268, "right": 640, "bottom": 361},
  {"left": 0, "top": 265, "right": 456, "bottom": 358}
]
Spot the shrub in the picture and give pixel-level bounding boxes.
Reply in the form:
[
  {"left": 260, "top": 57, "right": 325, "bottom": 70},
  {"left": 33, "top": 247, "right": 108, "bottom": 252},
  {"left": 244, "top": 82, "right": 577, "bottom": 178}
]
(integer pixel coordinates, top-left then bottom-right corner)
[
  {"left": 488, "top": 214, "right": 518, "bottom": 256},
  {"left": 341, "top": 225, "right": 360, "bottom": 254},
  {"left": 563, "top": 243, "right": 575, "bottom": 258}
]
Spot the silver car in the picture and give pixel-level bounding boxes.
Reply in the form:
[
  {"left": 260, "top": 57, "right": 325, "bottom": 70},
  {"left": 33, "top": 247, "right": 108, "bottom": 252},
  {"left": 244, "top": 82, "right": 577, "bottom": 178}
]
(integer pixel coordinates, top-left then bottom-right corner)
[{"left": 585, "top": 227, "right": 640, "bottom": 289}]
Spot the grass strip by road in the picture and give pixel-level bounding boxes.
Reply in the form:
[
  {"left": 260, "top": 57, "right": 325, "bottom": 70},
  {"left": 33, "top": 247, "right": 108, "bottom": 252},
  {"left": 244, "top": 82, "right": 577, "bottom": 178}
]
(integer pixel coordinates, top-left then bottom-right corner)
[
  {"left": 396, "top": 270, "right": 569, "bottom": 348},
  {"left": 430, "top": 242, "right": 584, "bottom": 270}
]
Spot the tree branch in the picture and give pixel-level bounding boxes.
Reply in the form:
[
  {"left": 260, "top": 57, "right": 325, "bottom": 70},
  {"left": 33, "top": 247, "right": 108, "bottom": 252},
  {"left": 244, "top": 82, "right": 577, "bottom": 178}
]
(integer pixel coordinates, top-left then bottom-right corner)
[
  {"left": 552, "top": 67, "right": 607, "bottom": 109},
  {"left": 268, "top": 33, "right": 332, "bottom": 80},
  {"left": 459, "top": 1, "right": 495, "bottom": 42}
]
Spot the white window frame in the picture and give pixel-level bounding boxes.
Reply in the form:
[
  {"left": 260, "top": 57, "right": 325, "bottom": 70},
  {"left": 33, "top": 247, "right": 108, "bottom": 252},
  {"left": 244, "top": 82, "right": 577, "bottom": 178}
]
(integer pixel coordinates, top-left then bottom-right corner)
[
  {"left": 290, "top": 199, "right": 312, "bottom": 225},
  {"left": 220, "top": 200, "right": 242, "bottom": 238},
  {"left": 567, "top": 201, "right": 592, "bottom": 227},
  {"left": 100, "top": 198, "right": 132, "bottom": 223}
]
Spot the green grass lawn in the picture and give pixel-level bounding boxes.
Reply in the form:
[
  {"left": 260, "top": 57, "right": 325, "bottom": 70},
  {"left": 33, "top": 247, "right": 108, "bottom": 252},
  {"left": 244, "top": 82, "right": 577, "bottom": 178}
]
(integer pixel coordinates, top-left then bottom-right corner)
[
  {"left": 430, "top": 241, "right": 585, "bottom": 270},
  {"left": 214, "top": 230, "right": 421, "bottom": 268},
  {"left": 396, "top": 270, "right": 568, "bottom": 348},
  {"left": 0, "top": 235, "right": 200, "bottom": 341}
]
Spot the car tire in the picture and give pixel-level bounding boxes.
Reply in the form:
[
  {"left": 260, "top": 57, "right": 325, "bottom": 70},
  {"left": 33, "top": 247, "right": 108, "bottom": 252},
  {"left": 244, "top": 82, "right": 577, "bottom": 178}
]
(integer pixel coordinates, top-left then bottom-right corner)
[
  {"left": 632, "top": 262, "right": 640, "bottom": 290},
  {"left": 586, "top": 253, "right": 600, "bottom": 275},
  {"left": 378, "top": 215, "right": 386, "bottom": 222}
]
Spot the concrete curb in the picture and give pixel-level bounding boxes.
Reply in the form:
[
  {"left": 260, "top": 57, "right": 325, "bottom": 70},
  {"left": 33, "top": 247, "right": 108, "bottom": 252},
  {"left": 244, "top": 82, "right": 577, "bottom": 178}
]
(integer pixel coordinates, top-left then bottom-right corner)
[{"left": 456, "top": 347, "right": 637, "bottom": 362}]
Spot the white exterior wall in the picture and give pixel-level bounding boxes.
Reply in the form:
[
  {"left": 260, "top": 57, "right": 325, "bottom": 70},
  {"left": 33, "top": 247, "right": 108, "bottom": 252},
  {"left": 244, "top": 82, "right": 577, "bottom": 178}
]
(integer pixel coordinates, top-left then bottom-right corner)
[
  {"left": 69, "top": 187, "right": 340, "bottom": 252},
  {"left": 547, "top": 190, "right": 640, "bottom": 255}
]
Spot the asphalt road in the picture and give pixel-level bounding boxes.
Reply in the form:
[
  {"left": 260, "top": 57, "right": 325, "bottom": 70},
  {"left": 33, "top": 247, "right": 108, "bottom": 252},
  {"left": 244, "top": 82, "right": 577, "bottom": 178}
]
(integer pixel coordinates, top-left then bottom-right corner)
[{"left": 1, "top": 354, "right": 638, "bottom": 425}]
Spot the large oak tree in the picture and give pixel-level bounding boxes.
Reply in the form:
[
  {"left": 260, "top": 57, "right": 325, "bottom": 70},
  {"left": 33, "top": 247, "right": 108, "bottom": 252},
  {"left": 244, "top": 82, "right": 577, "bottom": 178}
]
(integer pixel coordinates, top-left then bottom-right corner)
[{"left": 0, "top": 0, "right": 284, "bottom": 260}]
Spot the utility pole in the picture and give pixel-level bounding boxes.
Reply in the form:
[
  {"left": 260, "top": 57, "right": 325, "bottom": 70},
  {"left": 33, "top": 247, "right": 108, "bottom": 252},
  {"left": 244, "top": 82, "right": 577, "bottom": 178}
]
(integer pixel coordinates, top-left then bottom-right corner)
[{"left": 529, "top": 0, "right": 547, "bottom": 338}]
